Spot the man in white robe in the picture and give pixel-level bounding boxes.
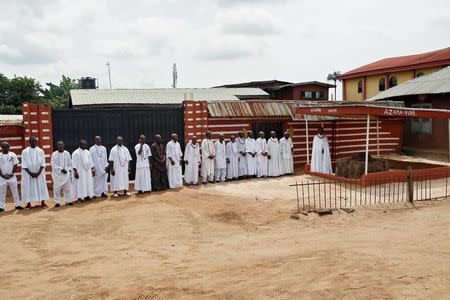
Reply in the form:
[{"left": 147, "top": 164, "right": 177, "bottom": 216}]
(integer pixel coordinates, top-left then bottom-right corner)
[
  {"left": 109, "top": 136, "right": 132, "bottom": 197},
  {"left": 280, "top": 132, "right": 294, "bottom": 175},
  {"left": 201, "top": 131, "right": 215, "bottom": 184},
  {"left": 267, "top": 131, "right": 282, "bottom": 177},
  {"left": 89, "top": 136, "right": 109, "bottom": 198},
  {"left": 311, "top": 126, "right": 333, "bottom": 174},
  {"left": 72, "top": 139, "right": 95, "bottom": 201},
  {"left": 0, "top": 142, "right": 23, "bottom": 211},
  {"left": 226, "top": 136, "right": 239, "bottom": 180},
  {"left": 214, "top": 134, "right": 226, "bottom": 182},
  {"left": 256, "top": 131, "right": 268, "bottom": 178},
  {"left": 51, "top": 141, "right": 73, "bottom": 207},
  {"left": 166, "top": 133, "right": 183, "bottom": 189},
  {"left": 21, "top": 136, "right": 49, "bottom": 208},
  {"left": 236, "top": 131, "right": 247, "bottom": 178},
  {"left": 184, "top": 136, "right": 200, "bottom": 185},
  {"left": 135, "top": 135, "right": 152, "bottom": 194},
  {"left": 245, "top": 131, "right": 257, "bottom": 176}
]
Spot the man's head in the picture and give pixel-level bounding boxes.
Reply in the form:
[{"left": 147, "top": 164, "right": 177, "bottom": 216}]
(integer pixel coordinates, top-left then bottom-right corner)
[
  {"left": 155, "top": 134, "right": 162, "bottom": 144},
  {"left": 57, "top": 141, "right": 65, "bottom": 152},
  {"left": 284, "top": 131, "right": 290, "bottom": 139},
  {"left": 1, "top": 141, "right": 10, "bottom": 154},
  {"left": 117, "top": 136, "right": 123, "bottom": 146},
  {"left": 259, "top": 131, "right": 265, "bottom": 138},
  {"left": 318, "top": 126, "right": 324, "bottom": 135},
  {"left": 206, "top": 131, "right": 212, "bottom": 139},
  {"left": 29, "top": 136, "right": 37, "bottom": 147},
  {"left": 219, "top": 134, "right": 224, "bottom": 142},
  {"left": 238, "top": 131, "right": 244, "bottom": 138},
  {"left": 171, "top": 133, "right": 178, "bottom": 142},
  {"left": 95, "top": 136, "right": 102, "bottom": 145},
  {"left": 230, "top": 135, "right": 236, "bottom": 143},
  {"left": 79, "top": 139, "right": 87, "bottom": 150},
  {"left": 270, "top": 131, "right": 276, "bottom": 138},
  {"left": 247, "top": 131, "right": 253, "bottom": 139},
  {"left": 192, "top": 135, "right": 197, "bottom": 144},
  {"left": 139, "top": 134, "right": 146, "bottom": 144}
]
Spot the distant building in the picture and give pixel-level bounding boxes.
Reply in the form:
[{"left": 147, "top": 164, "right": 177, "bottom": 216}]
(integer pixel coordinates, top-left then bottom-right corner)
[
  {"left": 215, "top": 80, "right": 334, "bottom": 100},
  {"left": 339, "top": 47, "right": 450, "bottom": 101}
]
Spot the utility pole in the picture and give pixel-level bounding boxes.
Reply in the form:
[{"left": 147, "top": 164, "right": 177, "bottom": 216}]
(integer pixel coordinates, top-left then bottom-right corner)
[
  {"left": 106, "top": 61, "right": 112, "bottom": 89},
  {"left": 172, "top": 63, "right": 177, "bottom": 88}
]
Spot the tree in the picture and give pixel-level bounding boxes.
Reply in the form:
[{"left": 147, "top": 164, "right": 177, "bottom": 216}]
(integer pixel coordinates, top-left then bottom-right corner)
[
  {"left": 327, "top": 71, "right": 342, "bottom": 101},
  {"left": 41, "top": 75, "right": 81, "bottom": 109},
  {"left": 0, "top": 74, "right": 44, "bottom": 114}
]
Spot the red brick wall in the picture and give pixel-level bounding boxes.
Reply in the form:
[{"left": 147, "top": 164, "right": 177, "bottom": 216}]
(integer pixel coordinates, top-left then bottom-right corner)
[{"left": 184, "top": 101, "right": 208, "bottom": 143}]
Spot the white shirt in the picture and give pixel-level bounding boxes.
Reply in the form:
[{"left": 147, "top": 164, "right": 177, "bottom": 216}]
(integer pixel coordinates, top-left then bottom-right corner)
[
  {"left": 135, "top": 143, "right": 151, "bottom": 168},
  {"left": 0, "top": 152, "right": 19, "bottom": 184}
]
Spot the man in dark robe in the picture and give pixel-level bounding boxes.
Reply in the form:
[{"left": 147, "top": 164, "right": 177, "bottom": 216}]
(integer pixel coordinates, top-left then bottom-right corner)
[{"left": 150, "top": 134, "right": 169, "bottom": 191}]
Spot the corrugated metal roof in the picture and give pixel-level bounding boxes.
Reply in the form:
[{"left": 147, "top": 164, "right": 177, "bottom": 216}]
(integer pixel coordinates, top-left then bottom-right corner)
[
  {"left": 0, "top": 114, "right": 23, "bottom": 126},
  {"left": 208, "top": 101, "right": 293, "bottom": 118},
  {"left": 370, "top": 66, "right": 450, "bottom": 101},
  {"left": 70, "top": 88, "right": 268, "bottom": 107}
]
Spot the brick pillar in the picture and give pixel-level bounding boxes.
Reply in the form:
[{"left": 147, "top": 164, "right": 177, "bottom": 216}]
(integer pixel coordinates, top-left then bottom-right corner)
[
  {"left": 22, "top": 103, "right": 53, "bottom": 187},
  {"left": 183, "top": 100, "right": 208, "bottom": 143}
]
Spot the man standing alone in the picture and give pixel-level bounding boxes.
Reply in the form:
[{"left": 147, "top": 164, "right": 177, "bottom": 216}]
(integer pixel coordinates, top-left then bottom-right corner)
[
  {"left": 90, "top": 136, "right": 109, "bottom": 198},
  {"left": 214, "top": 134, "right": 226, "bottom": 183},
  {"left": 109, "top": 136, "right": 132, "bottom": 197},
  {"left": 0, "top": 142, "right": 23, "bottom": 211},
  {"left": 201, "top": 131, "right": 215, "bottom": 184},
  {"left": 134, "top": 135, "right": 152, "bottom": 194},
  {"left": 51, "top": 141, "right": 73, "bottom": 207},
  {"left": 21, "top": 136, "right": 49, "bottom": 208}
]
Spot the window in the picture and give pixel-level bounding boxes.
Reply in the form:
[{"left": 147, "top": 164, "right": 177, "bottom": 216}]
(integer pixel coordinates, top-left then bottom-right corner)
[
  {"left": 357, "top": 80, "right": 363, "bottom": 93},
  {"left": 302, "top": 91, "right": 313, "bottom": 99},
  {"left": 316, "top": 91, "right": 325, "bottom": 99},
  {"left": 378, "top": 78, "right": 385, "bottom": 91},
  {"left": 389, "top": 76, "right": 397, "bottom": 87},
  {"left": 416, "top": 72, "right": 424, "bottom": 78}
]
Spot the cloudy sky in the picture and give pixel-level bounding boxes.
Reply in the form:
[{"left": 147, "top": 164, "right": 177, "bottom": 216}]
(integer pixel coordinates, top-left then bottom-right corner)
[{"left": 0, "top": 0, "right": 449, "bottom": 98}]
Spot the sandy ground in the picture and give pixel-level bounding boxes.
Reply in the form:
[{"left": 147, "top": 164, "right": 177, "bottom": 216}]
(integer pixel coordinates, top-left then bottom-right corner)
[{"left": 1, "top": 175, "right": 449, "bottom": 299}]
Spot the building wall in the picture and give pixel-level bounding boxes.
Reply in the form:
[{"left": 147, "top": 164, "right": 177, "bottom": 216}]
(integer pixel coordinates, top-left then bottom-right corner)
[
  {"left": 343, "top": 66, "right": 446, "bottom": 100},
  {"left": 275, "top": 84, "right": 330, "bottom": 100}
]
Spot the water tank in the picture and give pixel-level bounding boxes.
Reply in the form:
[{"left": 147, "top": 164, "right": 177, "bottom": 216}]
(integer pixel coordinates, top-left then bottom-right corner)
[{"left": 81, "top": 77, "right": 97, "bottom": 89}]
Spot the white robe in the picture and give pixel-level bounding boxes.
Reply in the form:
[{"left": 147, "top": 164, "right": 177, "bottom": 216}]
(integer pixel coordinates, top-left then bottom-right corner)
[
  {"left": 184, "top": 142, "right": 200, "bottom": 184},
  {"left": 72, "top": 148, "right": 94, "bottom": 199},
  {"left": 166, "top": 140, "right": 183, "bottom": 189},
  {"left": 201, "top": 139, "right": 215, "bottom": 182},
  {"left": 134, "top": 143, "right": 152, "bottom": 192},
  {"left": 109, "top": 145, "right": 132, "bottom": 191},
  {"left": 256, "top": 137, "right": 268, "bottom": 178},
  {"left": 0, "top": 152, "right": 21, "bottom": 208},
  {"left": 245, "top": 138, "right": 257, "bottom": 176},
  {"left": 21, "top": 147, "right": 49, "bottom": 203},
  {"left": 225, "top": 141, "right": 239, "bottom": 179},
  {"left": 214, "top": 141, "right": 226, "bottom": 182},
  {"left": 267, "top": 138, "right": 282, "bottom": 177},
  {"left": 311, "top": 134, "right": 332, "bottom": 174},
  {"left": 51, "top": 150, "right": 73, "bottom": 204},
  {"left": 280, "top": 137, "right": 294, "bottom": 174},
  {"left": 90, "top": 145, "right": 109, "bottom": 196},
  {"left": 236, "top": 137, "right": 247, "bottom": 177}
]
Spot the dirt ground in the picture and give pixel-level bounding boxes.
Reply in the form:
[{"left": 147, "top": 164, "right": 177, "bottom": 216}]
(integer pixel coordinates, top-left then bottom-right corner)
[{"left": 1, "top": 175, "right": 449, "bottom": 299}]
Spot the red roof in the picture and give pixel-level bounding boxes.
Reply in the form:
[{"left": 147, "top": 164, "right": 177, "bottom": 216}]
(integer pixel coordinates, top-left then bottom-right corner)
[{"left": 339, "top": 47, "right": 450, "bottom": 79}]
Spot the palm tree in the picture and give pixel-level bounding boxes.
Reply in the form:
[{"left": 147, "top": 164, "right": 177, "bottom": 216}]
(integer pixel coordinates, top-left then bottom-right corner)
[{"left": 327, "top": 71, "right": 341, "bottom": 100}]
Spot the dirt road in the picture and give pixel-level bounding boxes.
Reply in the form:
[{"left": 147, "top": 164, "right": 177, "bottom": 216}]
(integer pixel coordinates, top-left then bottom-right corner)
[{"left": 0, "top": 175, "right": 449, "bottom": 299}]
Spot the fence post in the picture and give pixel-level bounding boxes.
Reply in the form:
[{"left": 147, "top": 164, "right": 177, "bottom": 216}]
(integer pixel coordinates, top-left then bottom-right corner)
[{"left": 407, "top": 166, "right": 414, "bottom": 202}]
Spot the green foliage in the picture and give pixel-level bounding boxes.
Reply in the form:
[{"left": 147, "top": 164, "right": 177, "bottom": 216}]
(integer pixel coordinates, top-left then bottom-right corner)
[
  {"left": 327, "top": 71, "right": 342, "bottom": 100},
  {"left": 41, "top": 75, "right": 81, "bottom": 109},
  {"left": 0, "top": 73, "right": 44, "bottom": 114}
]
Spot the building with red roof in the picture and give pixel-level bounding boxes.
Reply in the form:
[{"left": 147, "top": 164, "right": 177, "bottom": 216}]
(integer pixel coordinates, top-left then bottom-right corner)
[{"left": 339, "top": 47, "right": 450, "bottom": 101}]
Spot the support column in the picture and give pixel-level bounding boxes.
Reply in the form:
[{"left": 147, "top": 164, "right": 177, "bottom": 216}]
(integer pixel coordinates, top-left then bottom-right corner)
[
  {"left": 376, "top": 116, "right": 380, "bottom": 157},
  {"left": 305, "top": 118, "right": 310, "bottom": 164},
  {"left": 365, "top": 114, "right": 370, "bottom": 175}
]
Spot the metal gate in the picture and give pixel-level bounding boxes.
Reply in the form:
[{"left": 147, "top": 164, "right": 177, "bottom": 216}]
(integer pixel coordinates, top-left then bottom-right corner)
[{"left": 52, "top": 107, "right": 184, "bottom": 179}]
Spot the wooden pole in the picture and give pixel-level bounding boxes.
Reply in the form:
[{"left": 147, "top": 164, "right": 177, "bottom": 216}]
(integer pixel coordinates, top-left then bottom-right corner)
[
  {"left": 365, "top": 114, "right": 370, "bottom": 175},
  {"left": 306, "top": 118, "right": 310, "bottom": 164},
  {"left": 376, "top": 116, "right": 380, "bottom": 157},
  {"left": 407, "top": 166, "right": 414, "bottom": 202}
]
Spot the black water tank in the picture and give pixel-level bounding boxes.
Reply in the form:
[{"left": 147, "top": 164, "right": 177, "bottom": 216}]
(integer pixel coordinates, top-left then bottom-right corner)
[{"left": 81, "top": 77, "right": 96, "bottom": 89}]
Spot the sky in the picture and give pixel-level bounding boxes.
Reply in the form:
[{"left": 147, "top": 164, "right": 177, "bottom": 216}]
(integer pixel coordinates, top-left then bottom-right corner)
[{"left": 0, "top": 0, "right": 449, "bottom": 99}]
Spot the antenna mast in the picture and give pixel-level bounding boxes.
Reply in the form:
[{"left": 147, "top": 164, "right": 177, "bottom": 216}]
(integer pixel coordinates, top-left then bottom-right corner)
[
  {"left": 172, "top": 63, "right": 178, "bottom": 88},
  {"left": 106, "top": 61, "right": 112, "bottom": 89}
]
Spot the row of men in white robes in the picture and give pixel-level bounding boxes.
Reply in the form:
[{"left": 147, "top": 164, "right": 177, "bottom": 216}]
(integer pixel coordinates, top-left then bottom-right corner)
[{"left": 181, "top": 131, "right": 295, "bottom": 186}]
